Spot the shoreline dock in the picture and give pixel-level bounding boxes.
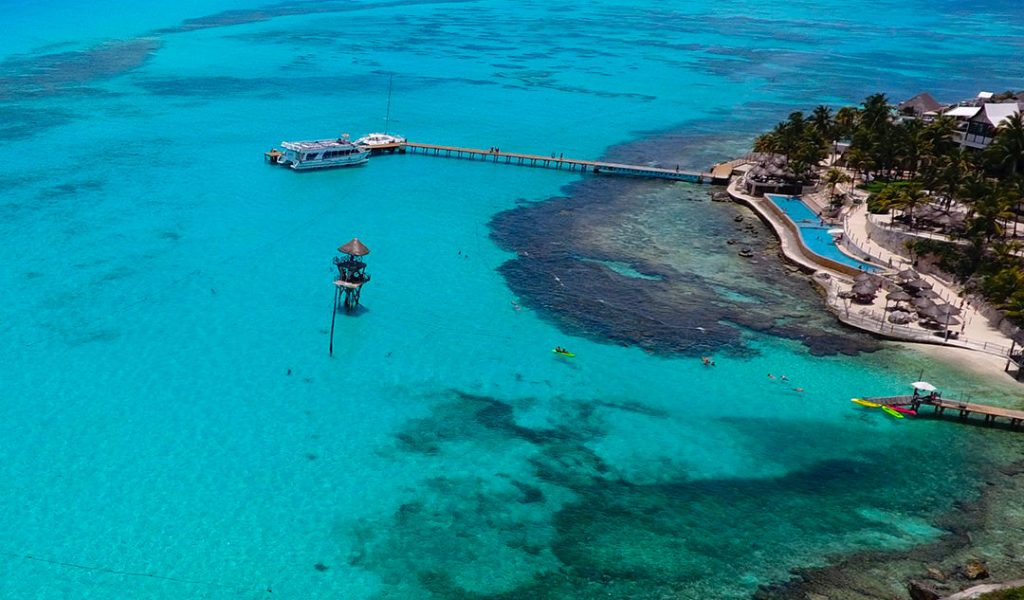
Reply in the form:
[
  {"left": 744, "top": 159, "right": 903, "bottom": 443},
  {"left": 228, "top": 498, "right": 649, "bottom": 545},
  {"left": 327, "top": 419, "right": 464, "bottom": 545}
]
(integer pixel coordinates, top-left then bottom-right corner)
[{"left": 862, "top": 394, "right": 1024, "bottom": 429}]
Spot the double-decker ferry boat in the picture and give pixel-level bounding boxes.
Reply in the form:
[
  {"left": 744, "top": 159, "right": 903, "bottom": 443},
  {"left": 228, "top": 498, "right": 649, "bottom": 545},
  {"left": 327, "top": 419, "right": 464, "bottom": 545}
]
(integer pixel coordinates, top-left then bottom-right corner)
[{"left": 276, "top": 137, "right": 369, "bottom": 170}]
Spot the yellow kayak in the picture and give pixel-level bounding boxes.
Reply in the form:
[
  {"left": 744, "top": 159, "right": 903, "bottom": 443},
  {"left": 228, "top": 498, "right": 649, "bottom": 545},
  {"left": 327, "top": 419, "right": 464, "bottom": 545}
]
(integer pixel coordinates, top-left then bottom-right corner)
[
  {"left": 881, "top": 406, "right": 904, "bottom": 419},
  {"left": 851, "top": 398, "right": 881, "bottom": 408}
]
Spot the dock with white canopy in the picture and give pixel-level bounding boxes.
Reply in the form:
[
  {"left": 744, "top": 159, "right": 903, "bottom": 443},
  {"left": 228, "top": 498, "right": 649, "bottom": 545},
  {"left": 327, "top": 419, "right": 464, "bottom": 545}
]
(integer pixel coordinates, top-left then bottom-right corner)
[{"left": 857, "top": 381, "right": 1024, "bottom": 429}]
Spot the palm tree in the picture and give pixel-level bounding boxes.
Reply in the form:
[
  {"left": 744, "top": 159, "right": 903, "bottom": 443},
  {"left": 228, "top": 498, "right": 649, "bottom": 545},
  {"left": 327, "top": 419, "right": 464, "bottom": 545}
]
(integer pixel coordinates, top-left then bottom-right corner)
[
  {"left": 897, "top": 184, "right": 928, "bottom": 229},
  {"left": 933, "top": 150, "right": 976, "bottom": 210},
  {"left": 1005, "top": 175, "right": 1024, "bottom": 238},
  {"left": 922, "top": 116, "right": 958, "bottom": 160},
  {"left": 988, "top": 112, "right": 1024, "bottom": 178},
  {"left": 823, "top": 167, "right": 851, "bottom": 203},
  {"left": 959, "top": 174, "right": 994, "bottom": 221},
  {"left": 860, "top": 93, "right": 891, "bottom": 133},
  {"left": 844, "top": 147, "right": 874, "bottom": 185},
  {"left": 967, "top": 187, "right": 1014, "bottom": 242},
  {"left": 753, "top": 132, "right": 781, "bottom": 155},
  {"left": 895, "top": 119, "right": 925, "bottom": 178},
  {"left": 811, "top": 105, "right": 833, "bottom": 158}
]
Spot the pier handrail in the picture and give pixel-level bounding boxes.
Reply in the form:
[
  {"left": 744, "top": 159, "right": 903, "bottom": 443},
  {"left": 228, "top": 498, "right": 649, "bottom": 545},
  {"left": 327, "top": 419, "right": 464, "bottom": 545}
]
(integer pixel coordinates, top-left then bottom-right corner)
[
  {"left": 400, "top": 142, "right": 715, "bottom": 182},
  {"left": 825, "top": 281, "right": 1011, "bottom": 356},
  {"left": 826, "top": 298, "right": 1011, "bottom": 356}
]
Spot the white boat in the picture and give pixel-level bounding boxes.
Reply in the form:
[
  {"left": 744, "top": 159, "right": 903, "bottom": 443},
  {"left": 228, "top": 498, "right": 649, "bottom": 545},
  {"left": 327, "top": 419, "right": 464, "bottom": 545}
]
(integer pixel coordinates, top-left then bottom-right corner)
[
  {"left": 277, "top": 137, "right": 369, "bottom": 170},
  {"left": 354, "top": 132, "right": 406, "bottom": 147}
]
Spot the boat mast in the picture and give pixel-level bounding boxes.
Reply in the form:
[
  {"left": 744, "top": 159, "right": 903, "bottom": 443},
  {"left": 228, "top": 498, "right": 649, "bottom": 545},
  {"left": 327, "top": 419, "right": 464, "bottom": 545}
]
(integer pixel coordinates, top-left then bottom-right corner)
[{"left": 384, "top": 76, "right": 393, "bottom": 135}]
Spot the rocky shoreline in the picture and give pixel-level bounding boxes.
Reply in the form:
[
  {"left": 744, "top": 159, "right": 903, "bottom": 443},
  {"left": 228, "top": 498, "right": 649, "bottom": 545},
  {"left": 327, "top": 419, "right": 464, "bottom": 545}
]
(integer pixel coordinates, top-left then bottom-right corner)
[{"left": 754, "top": 460, "right": 1024, "bottom": 600}]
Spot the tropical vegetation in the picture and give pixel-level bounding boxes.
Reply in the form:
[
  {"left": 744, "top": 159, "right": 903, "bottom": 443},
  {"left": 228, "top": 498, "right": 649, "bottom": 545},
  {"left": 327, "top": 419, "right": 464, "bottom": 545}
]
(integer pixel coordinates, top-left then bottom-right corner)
[{"left": 752, "top": 92, "right": 1024, "bottom": 325}]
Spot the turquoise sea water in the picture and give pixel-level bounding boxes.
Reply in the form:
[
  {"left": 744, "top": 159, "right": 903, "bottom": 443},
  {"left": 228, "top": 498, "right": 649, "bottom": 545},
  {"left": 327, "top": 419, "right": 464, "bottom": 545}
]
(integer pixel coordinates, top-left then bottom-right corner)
[{"left": 3, "top": 1, "right": 1024, "bottom": 598}]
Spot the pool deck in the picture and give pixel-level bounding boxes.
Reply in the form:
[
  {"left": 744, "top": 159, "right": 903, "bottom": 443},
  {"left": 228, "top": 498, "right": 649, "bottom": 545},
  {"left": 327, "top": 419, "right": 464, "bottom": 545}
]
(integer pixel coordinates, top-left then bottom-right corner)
[
  {"left": 727, "top": 171, "right": 1017, "bottom": 360},
  {"left": 727, "top": 175, "right": 859, "bottom": 278}
]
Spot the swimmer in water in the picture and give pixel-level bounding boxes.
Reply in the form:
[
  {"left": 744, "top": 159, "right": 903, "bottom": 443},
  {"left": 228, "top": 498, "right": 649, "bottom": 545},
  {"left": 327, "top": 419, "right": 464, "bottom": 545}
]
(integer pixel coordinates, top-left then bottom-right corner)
[
  {"left": 780, "top": 375, "right": 789, "bottom": 382},
  {"left": 794, "top": 387, "right": 804, "bottom": 393},
  {"left": 767, "top": 373, "right": 775, "bottom": 380}
]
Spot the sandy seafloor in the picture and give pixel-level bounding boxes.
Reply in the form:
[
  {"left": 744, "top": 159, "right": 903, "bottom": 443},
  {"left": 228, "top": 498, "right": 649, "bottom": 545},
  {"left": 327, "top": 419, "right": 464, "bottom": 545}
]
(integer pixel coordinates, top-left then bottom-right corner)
[{"left": 2, "top": 1, "right": 1024, "bottom": 598}]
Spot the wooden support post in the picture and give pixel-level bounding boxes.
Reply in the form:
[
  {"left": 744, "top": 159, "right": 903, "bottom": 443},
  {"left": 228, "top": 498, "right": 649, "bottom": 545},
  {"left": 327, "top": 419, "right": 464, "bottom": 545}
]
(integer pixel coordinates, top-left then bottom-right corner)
[{"left": 328, "top": 286, "right": 340, "bottom": 356}]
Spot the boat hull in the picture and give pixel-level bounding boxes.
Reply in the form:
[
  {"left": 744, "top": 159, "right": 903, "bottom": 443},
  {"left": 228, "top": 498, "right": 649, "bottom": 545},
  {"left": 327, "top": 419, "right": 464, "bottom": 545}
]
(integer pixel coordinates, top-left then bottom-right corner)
[{"left": 288, "top": 155, "right": 369, "bottom": 170}]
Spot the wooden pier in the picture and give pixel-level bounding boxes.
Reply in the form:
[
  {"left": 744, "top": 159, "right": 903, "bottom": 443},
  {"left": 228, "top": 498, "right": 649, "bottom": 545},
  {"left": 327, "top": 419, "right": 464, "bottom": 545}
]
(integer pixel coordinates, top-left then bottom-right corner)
[
  {"left": 863, "top": 394, "right": 1024, "bottom": 429},
  {"left": 359, "top": 141, "right": 721, "bottom": 184}
]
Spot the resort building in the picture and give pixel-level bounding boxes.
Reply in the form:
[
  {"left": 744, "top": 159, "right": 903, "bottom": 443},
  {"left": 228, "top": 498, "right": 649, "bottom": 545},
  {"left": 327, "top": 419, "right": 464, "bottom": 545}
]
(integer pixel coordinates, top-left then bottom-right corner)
[
  {"left": 958, "top": 102, "right": 1022, "bottom": 149},
  {"left": 897, "top": 92, "right": 943, "bottom": 119}
]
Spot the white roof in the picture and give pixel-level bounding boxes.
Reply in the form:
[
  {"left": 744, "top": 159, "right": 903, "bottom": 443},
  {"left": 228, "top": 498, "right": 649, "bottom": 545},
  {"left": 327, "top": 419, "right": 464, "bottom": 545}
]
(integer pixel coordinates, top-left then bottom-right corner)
[
  {"left": 977, "top": 91, "right": 994, "bottom": 99},
  {"left": 911, "top": 381, "right": 937, "bottom": 392},
  {"left": 976, "top": 102, "right": 1021, "bottom": 127},
  {"left": 944, "top": 106, "right": 981, "bottom": 119}
]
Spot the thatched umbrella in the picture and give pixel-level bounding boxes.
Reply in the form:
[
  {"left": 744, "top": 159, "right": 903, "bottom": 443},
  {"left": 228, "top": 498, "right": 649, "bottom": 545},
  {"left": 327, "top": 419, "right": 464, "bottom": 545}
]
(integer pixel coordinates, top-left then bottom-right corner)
[
  {"left": 887, "top": 290, "right": 913, "bottom": 303},
  {"left": 339, "top": 238, "right": 370, "bottom": 256},
  {"left": 854, "top": 272, "right": 874, "bottom": 284},
  {"left": 916, "top": 289, "right": 941, "bottom": 299},
  {"left": 853, "top": 281, "right": 877, "bottom": 295},
  {"left": 940, "top": 316, "right": 962, "bottom": 327},
  {"left": 904, "top": 278, "right": 933, "bottom": 291},
  {"left": 888, "top": 310, "right": 913, "bottom": 324},
  {"left": 931, "top": 303, "right": 962, "bottom": 318},
  {"left": 897, "top": 268, "right": 919, "bottom": 280},
  {"left": 913, "top": 297, "right": 936, "bottom": 309}
]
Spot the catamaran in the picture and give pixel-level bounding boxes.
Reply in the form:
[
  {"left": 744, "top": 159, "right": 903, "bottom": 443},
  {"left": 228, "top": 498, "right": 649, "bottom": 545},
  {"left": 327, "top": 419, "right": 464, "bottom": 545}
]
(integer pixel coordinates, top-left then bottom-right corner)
[
  {"left": 276, "top": 137, "right": 369, "bottom": 170},
  {"left": 354, "top": 132, "right": 406, "bottom": 147},
  {"left": 355, "top": 76, "right": 405, "bottom": 149}
]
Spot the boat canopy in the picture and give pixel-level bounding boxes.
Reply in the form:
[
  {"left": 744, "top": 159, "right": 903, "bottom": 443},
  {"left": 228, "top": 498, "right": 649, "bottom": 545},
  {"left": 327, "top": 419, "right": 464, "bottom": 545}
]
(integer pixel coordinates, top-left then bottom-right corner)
[{"left": 281, "top": 138, "right": 359, "bottom": 152}]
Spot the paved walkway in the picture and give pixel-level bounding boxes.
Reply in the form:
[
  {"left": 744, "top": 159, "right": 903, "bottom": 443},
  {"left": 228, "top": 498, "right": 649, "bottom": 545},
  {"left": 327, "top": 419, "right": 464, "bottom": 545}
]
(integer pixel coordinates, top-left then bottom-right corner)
[
  {"left": 727, "top": 171, "right": 1016, "bottom": 358},
  {"left": 838, "top": 203, "right": 1013, "bottom": 354}
]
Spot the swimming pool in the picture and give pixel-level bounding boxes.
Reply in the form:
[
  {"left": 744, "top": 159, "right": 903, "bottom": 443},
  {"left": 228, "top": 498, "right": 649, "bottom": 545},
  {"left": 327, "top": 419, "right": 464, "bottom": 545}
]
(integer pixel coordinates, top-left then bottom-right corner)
[{"left": 764, "top": 194, "right": 878, "bottom": 272}]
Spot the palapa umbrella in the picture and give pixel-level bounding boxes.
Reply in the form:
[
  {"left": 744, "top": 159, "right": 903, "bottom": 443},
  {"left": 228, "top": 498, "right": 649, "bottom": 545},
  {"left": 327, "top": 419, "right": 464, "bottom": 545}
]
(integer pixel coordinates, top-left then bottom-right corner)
[
  {"left": 887, "top": 290, "right": 913, "bottom": 303},
  {"left": 897, "top": 268, "right": 919, "bottom": 281},
  {"left": 904, "top": 278, "right": 933, "bottom": 291},
  {"left": 918, "top": 304, "right": 943, "bottom": 318},
  {"left": 888, "top": 310, "right": 913, "bottom": 324},
  {"left": 852, "top": 282, "right": 877, "bottom": 295},
  {"left": 913, "top": 297, "right": 936, "bottom": 308},
  {"left": 931, "top": 303, "right": 962, "bottom": 318},
  {"left": 338, "top": 238, "right": 370, "bottom": 256},
  {"left": 916, "top": 289, "right": 941, "bottom": 299},
  {"left": 854, "top": 272, "right": 874, "bottom": 283}
]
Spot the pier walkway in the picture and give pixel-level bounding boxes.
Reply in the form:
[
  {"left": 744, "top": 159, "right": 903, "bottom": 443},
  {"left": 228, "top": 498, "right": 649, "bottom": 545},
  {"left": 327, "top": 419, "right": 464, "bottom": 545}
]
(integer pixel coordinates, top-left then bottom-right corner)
[
  {"left": 366, "top": 141, "right": 720, "bottom": 184},
  {"left": 862, "top": 394, "right": 1024, "bottom": 429}
]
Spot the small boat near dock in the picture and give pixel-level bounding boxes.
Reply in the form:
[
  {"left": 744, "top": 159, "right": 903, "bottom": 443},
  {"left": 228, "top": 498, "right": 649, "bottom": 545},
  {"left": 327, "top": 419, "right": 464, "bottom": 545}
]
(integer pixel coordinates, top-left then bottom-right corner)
[
  {"left": 881, "top": 406, "right": 904, "bottom": 419},
  {"left": 355, "top": 132, "right": 406, "bottom": 149}
]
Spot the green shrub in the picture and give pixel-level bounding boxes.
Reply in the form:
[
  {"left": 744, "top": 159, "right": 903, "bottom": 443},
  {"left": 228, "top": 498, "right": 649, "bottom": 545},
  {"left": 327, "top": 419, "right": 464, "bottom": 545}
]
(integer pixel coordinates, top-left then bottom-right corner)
[{"left": 977, "top": 587, "right": 1024, "bottom": 600}]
